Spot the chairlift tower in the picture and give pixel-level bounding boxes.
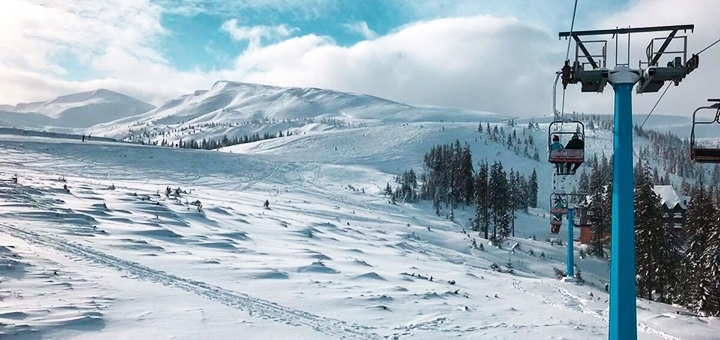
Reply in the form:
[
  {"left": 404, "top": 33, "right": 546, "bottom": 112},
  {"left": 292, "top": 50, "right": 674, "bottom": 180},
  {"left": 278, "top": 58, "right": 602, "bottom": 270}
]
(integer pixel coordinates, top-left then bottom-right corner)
[{"left": 558, "top": 24, "right": 698, "bottom": 340}]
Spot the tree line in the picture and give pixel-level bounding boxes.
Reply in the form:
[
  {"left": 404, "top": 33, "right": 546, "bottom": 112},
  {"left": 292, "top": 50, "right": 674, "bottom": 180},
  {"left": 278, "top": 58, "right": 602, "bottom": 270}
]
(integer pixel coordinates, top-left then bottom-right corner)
[
  {"left": 386, "top": 140, "right": 539, "bottom": 242},
  {"left": 633, "top": 159, "right": 720, "bottom": 316}
]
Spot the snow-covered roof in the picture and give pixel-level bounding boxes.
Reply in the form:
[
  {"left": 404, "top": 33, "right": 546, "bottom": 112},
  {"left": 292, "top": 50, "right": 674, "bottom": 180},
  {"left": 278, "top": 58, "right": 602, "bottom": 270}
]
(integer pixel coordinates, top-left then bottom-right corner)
[
  {"left": 652, "top": 185, "right": 687, "bottom": 210},
  {"left": 578, "top": 185, "right": 687, "bottom": 211}
]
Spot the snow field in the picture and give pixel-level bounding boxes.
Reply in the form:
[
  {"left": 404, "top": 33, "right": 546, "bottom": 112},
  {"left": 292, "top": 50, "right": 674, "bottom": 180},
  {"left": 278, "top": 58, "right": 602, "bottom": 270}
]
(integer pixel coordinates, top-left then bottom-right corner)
[{"left": 0, "top": 134, "right": 718, "bottom": 339}]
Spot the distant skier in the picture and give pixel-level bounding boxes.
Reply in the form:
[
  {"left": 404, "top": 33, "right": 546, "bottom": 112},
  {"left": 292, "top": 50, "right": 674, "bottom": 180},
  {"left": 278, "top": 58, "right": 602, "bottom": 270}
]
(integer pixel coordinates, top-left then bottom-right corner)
[
  {"left": 263, "top": 200, "right": 270, "bottom": 209},
  {"left": 82, "top": 135, "right": 85, "bottom": 142}
]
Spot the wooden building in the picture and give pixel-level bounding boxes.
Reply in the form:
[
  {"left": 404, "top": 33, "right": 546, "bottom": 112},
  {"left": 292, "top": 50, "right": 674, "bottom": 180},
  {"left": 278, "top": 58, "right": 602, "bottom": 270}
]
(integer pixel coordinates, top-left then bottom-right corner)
[{"left": 574, "top": 185, "right": 687, "bottom": 245}]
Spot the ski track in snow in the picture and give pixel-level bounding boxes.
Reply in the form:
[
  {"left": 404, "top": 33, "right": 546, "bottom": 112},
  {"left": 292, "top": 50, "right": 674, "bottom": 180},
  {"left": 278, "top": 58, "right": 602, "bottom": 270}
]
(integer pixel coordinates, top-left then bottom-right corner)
[
  {"left": 549, "top": 284, "right": 681, "bottom": 340},
  {"left": 511, "top": 280, "right": 681, "bottom": 340},
  {"left": 0, "top": 223, "right": 385, "bottom": 340}
]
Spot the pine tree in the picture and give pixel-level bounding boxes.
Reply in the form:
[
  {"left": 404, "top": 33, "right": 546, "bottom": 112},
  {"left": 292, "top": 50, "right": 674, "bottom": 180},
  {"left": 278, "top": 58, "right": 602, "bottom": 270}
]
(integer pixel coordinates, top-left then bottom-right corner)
[
  {"left": 600, "top": 182, "right": 613, "bottom": 249},
  {"left": 474, "top": 161, "right": 490, "bottom": 237},
  {"left": 652, "top": 166, "right": 660, "bottom": 185},
  {"left": 518, "top": 174, "right": 529, "bottom": 213},
  {"left": 589, "top": 191, "right": 606, "bottom": 258},
  {"left": 508, "top": 169, "right": 520, "bottom": 236},
  {"left": 634, "top": 160, "right": 680, "bottom": 302},
  {"left": 459, "top": 143, "right": 475, "bottom": 205},
  {"left": 680, "top": 177, "right": 691, "bottom": 195},
  {"left": 701, "top": 214, "right": 720, "bottom": 315},
  {"left": 683, "top": 188, "right": 718, "bottom": 313},
  {"left": 711, "top": 164, "right": 720, "bottom": 189},
  {"left": 589, "top": 162, "right": 604, "bottom": 195},
  {"left": 488, "top": 161, "right": 510, "bottom": 240},
  {"left": 528, "top": 168, "right": 538, "bottom": 208}
]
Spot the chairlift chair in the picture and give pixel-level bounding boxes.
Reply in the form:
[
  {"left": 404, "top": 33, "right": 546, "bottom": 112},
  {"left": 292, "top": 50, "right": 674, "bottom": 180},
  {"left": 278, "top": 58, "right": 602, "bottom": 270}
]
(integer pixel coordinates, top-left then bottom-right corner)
[
  {"left": 548, "top": 120, "right": 586, "bottom": 166},
  {"left": 690, "top": 99, "right": 720, "bottom": 163},
  {"left": 550, "top": 218, "right": 562, "bottom": 234},
  {"left": 550, "top": 193, "right": 568, "bottom": 215}
]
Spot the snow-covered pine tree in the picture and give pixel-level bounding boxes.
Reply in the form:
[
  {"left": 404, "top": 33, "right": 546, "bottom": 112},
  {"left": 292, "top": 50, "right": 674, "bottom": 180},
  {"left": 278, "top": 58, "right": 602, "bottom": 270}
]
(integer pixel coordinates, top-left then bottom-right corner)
[
  {"left": 680, "top": 177, "right": 691, "bottom": 195},
  {"left": 652, "top": 166, "right": 660, "bottom": 185},
  {"left": 489, "top": 161, "right": 510, "bottom": 240},
  {"left": 578, "top": 170, "right": 590, "bottom": 194},
  {"left": 518, "top": 173, "right": 529, "bottom": 213},
  {"left": 474, "top": 161, "right": 490, "bottom": 238},
  {"left": 528, "top": 168, "right": 538, "bottom": 208},
  {"left": 634, "top": 160, "right": 680, "bottom": 302},
  {"left": 459, "top": 143, "right": 475, "bottom": 205},
  {"left": 508, "top": 169, "right": 520, "bottom": 237},
  {"left": 682, "top": 187, "right": 718, "bottom": 313},
  {"left": 589, "top": 191, "right": 606, "bottom": 258},
  {"left": 588, "top": 162, "right": 604, "bottom": 194},
  {"left": 700, "top": 212, "right": 720, "bottom": 315},
  {"left": 600, "top": 182, "right": 613, "bottom": 252}
]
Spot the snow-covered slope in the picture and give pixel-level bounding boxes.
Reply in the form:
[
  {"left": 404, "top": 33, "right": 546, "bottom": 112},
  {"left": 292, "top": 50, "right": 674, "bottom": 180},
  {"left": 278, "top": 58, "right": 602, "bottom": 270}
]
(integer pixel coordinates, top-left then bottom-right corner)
[
  {"left": 87, "top": 81, "right": 510, "bottom": 142},
  {"left": 0, "top": 133, "right": 717, "bottom": 340},
  {"left": 0, "top": 81, "right": 718, "bottom": 340},
  {"left": 0, "top": 89, "right": 154, "bottom": 130}
]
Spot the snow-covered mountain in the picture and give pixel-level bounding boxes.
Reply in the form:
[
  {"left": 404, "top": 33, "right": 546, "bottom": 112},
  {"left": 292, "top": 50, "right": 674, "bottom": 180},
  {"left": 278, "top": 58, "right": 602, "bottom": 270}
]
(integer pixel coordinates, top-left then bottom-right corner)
[
  {"left": 0, "top": 89, "right": 154, "bottom": 130},
  {"left": 87, "top": 81, "right": 510, "bottom": 142}
]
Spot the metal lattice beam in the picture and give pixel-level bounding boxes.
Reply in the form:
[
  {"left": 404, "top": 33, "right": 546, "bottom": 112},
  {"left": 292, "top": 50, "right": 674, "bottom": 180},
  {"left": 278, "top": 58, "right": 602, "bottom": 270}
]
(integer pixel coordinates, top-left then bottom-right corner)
[
  {"left": 650, "top": 30, "right": 679, "bottom": 66},
  {"left": 559, "top": 24, "right": 694, "bottom": 38},
  {"left": 573, "top": 35, "right": 599, "bottom": 69}
]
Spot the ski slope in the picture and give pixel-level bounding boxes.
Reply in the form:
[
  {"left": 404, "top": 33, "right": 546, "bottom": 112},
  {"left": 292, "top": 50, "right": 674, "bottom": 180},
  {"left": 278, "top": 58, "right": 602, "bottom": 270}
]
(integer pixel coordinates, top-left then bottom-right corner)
[{"left": 1, "top": 131, "right": 718, "bottom": 340}]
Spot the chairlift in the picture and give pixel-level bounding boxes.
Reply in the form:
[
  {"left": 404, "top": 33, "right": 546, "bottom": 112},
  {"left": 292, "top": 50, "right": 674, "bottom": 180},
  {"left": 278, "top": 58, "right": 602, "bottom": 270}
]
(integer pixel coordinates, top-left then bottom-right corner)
[
  {"left": 550, "top": 193, "right": 568, "bottom": 215},
  {"left": 548, "top": 120, "right": 585, "bottom": 166},
  {"left": 550, "top": 217, "right": 562, "bottom": 234},
  {"left": 690, "top": 99, "right": 720, "bottom": 163}
]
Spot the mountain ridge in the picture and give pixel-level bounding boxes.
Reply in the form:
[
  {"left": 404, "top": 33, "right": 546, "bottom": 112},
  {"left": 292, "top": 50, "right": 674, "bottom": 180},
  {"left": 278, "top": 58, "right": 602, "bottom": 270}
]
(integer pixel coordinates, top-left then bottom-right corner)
[{"left": 0, "top": 88, "right": 155, "bottom": 130}]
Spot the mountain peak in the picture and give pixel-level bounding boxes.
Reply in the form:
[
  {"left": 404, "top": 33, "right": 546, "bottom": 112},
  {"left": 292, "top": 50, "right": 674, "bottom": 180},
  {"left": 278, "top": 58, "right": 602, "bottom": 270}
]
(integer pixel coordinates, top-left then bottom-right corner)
[
  {"left": 210, "top": 80, "right": 282, "bottom": 91},
  {"left": 3, "top": 89, "right": 155, "bottom": 129}
]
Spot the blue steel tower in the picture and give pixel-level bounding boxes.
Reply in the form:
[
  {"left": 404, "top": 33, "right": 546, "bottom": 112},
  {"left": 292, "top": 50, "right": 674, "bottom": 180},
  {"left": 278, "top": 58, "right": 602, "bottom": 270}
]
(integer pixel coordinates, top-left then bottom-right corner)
[{"left": 557, "top": 24, "right": 699, "bottom": 339}]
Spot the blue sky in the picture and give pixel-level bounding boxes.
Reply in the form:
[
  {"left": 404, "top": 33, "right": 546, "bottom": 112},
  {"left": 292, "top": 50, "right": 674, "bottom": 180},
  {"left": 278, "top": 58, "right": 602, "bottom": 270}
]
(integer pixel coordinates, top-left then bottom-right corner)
[
  {"left": 156, "top": 0, "right": 409, "bottom": 72},
  {"left": 137, "top": 0, "right": 631, "bottom": 73},
  {"left": 1, "top": 0, "right": 718, "bottom": 118}
]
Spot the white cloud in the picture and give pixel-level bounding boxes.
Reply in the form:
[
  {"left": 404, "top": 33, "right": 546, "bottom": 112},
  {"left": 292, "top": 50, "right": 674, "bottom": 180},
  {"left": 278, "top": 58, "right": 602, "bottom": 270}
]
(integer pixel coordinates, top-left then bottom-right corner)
[
  {"left": 158, "top": 0, "right": 339, "bottom": 20},
  {"left": 220, "top": 19, "right": 298, "bottom": 48},
  {"left": 0, "top": 0, "right": 170, "bottom": 103},
  {"left": 344, "top": 21, "right": 378, "bottom": 40},
  {"left": 220, "top": 15, "right": 561, "bottom": 117},
  {"left": 1, "top": 0, "right": 718, "bottom": 121}
]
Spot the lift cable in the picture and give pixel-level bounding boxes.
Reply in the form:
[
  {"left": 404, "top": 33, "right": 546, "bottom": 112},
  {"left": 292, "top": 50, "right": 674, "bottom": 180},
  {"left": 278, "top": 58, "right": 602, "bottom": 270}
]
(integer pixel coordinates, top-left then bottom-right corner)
[
  {"left": 640, "top": 82, "right": 671, "bottom": 128},
  {"left": 560, "top": 0, "right": 580, "bottom": 122},
  {"left": 697, "top": 37, "right": 720, "bottom": 55}
]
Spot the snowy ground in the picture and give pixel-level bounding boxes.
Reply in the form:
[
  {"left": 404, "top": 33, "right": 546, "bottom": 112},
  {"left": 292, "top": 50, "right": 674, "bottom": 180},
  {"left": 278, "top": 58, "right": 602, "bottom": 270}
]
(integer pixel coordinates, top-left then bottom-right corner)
[{"left": 1, "top": 132, "right": 718, "bottom": 340}]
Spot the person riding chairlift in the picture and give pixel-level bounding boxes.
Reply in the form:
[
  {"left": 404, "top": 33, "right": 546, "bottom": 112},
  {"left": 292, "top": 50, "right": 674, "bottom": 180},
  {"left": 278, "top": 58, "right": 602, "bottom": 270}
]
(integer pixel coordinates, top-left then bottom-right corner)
[
  {"left": 564, "top": 133, "right": 584, "bottom": 174},
  {"left": 550, "top": 135, "right": 564, "bottom": 174}
]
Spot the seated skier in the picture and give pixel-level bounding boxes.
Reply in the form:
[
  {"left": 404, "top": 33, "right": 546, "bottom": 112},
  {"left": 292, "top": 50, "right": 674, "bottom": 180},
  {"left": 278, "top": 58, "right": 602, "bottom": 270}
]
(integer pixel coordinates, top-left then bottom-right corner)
[
  {"left": 550, "top": 135, "right": 565, "bottom": 174},
  {"left": 564, "top": 133, "right": 584, "bottom": 174}
]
